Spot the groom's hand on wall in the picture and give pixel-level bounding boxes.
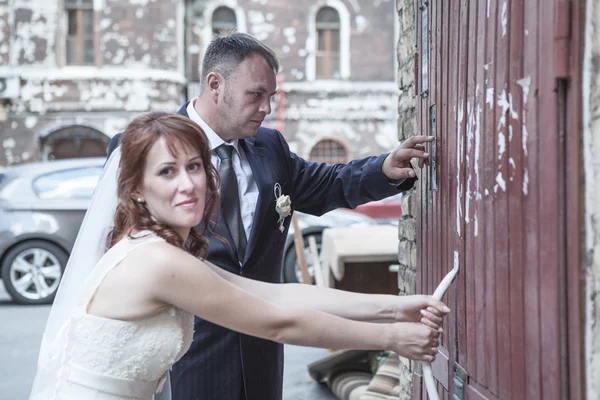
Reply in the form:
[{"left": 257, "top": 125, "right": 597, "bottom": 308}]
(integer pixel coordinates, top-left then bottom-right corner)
[{"left": 382, "top": 135, "right": 435, "bottom": 180}]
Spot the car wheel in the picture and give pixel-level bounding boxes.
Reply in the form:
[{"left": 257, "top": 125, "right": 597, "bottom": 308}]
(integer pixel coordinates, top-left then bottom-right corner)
[
  {"left": 1, "top": 241, "right": 68, "bottom": 305},
  {"left": 283, "top": 232, "right": 323, "bottom": 284}
]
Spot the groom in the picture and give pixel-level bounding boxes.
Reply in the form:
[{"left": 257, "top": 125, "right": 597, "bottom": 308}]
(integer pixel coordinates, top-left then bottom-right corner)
[{"left": 108, "top": 32, "right": 433, "bottom": 400}]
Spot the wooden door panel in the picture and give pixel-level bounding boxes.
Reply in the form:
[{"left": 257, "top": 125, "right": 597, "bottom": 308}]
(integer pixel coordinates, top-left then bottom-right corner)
[{"left": 413, "top": 0, "right": 582, "bottom": 398}]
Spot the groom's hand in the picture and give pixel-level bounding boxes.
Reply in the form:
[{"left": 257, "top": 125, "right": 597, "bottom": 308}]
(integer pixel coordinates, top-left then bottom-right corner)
[{"left": 382, "top": 135, "right": 435, "bottom": 180}]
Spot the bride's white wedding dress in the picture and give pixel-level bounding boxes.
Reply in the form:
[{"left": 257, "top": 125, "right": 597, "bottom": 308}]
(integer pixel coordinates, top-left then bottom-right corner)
[{"left": 33, "top": 232, "right": 194, "bottom": 400}]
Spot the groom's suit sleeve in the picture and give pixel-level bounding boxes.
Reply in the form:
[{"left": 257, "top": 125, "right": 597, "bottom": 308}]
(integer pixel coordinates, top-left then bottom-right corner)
[{"left": 274, "top": 131, "right": 416, "bottom": 216}]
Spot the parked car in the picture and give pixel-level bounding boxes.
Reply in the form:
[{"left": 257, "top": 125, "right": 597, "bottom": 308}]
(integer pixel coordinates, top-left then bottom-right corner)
[
  {"left": 0, "top": 157, "right": 381, "bottom": 302},
  {"left": 352, "top": 193, "right": 403, "bottom": 224},
  {"left": 0, "top": 158, "right": 105, "bottom": 304},
  {"left": 282, "top": 209, "right": 378, "bottom": 283}
]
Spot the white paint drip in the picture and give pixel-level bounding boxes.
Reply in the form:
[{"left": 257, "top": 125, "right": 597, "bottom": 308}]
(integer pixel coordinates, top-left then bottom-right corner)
[
  {"left": 523, "top": 169, "right": 529, "bottom": 195},
  {"left": 474, "top": 215, "right": 479, "bottom": 237},
  {"left": 487, "top": 0, "right": 491, "bottom": 19}
]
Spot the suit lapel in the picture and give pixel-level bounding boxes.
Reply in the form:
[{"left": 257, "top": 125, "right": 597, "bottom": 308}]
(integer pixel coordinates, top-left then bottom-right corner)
[
  {"left": 176, "top": 102, "right": 190, "bottom": 117},
  {"left": 241, "top": 137, "right": 273, "bottom": 263}
]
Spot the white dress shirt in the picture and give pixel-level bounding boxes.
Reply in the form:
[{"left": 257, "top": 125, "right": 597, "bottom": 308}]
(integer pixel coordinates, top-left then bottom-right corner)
[{"left": 186, "top": 100, "right": 259, "bottom": 239}]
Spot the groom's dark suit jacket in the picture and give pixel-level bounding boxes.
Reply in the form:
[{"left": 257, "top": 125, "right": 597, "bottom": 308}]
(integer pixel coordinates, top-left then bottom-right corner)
[{"left": 107, "top": 103, "right": 416, "bottom": 400}]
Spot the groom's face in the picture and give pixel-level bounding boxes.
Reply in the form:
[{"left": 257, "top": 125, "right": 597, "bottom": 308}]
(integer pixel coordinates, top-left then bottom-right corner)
[
  {"left": 139, "top": 138, "right": 207, "bottom": 238},
  {"left": 215, "top": 53, "right": 277, "bottom": 140}
]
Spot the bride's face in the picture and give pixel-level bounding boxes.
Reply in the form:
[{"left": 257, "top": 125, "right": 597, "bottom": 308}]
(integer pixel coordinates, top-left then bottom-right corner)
[{"left": 138, "top": 137, "right": 207, "bottom": 237}]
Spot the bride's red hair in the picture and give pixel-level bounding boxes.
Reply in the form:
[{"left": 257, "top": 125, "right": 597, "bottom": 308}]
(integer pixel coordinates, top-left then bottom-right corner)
[{"left": 110, "top": 111, "right": 219, "bottom": 258}]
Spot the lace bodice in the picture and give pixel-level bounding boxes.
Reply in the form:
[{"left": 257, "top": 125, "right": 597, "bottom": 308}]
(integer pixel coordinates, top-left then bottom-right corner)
[
  {"left": 40, "top": 232, "right": 194, "bottom": 400},
  {"left": 68, "top": 307, "right": 193, "bottom": 382}
]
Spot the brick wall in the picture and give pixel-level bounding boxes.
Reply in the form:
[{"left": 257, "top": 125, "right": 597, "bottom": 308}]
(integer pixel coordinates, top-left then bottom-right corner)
[{"left": 395, "top": 0, "right": 417, "bottom": 397}]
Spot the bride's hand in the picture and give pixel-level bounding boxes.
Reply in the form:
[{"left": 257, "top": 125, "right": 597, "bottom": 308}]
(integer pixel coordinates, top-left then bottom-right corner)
[
  {"left": 388, "top": 322, "right": 440, "bottom": 362},
  {"left": 393, "top": 295, "right": 450, "bottom": 332}
]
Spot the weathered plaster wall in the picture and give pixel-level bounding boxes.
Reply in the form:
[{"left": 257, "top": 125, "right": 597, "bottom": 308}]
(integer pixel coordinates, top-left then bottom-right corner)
[
  {"left": 395, "top": 0, "right": 417, "bottom": 397},
  {"left": 100, "top": 0, "right": 181, "bottom": 70},
  {"left": 188, "top": 0, "right": 396, "bottom": 83},
  {"left": 0, "top": 0, "right": 11, "bottom": 66},
  {"left": 0, "top": 0, "right": 186, "bottom": 166},
  {"left": 273, "top": 82, "right": 399, "bottom": 158},
  {"left": 1, "top": 0, "right": 398, "bottom": 167},
  {"left": 584, "top": 0, "right": 600, "bottom": 397}
]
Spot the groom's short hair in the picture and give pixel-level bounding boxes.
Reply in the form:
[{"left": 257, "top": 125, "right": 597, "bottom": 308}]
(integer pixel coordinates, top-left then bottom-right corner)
[{"left": 200, "top": 32, "right": 280, "bottom": 92}]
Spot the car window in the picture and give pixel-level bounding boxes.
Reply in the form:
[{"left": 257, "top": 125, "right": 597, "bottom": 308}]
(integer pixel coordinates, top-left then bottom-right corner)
[{"left": 33, "top": 167, "right": 103, "bottom": 199}]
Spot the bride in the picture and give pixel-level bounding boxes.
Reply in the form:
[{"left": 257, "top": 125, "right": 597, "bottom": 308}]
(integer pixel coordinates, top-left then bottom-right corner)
[{"left": 30, "top": 112, "right": 448, "bottom": 400}]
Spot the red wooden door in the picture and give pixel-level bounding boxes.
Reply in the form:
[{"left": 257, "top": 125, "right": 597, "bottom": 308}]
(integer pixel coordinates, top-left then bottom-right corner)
[{"left": 413, "top": 1, "right": 584, "bottom": 399}]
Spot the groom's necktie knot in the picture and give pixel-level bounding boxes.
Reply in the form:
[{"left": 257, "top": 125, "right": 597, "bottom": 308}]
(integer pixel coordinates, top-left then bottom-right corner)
[
  {"left": 215, "top": 144, "right": 247, "bottom": 262},
  {"left": 215, "top": 144, "right": 234, "bottom": 162}
]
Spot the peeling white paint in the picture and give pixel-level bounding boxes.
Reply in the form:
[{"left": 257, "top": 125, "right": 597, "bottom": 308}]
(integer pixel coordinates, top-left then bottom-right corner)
[
  {"left": 474, "top": 103, "right": 482, "bottom": 200},
  {"left": 248, "top": 10, "right": 275, "bottom": 41},
  {"left": 518, "top": 76, "right": 532, "bottom": 157},
  {"left": 24, "top": 116, "right": 37, "bottom": 129},
  {"left": 283, "top": 27, "right": 297, "bottom": 45},
  {"left": 485, "top": 189, "right": 489, "bottom": 196},
  {"left": 486, "top": 87, "right": 495, "bottom": 109},
  {"left": 501, "top": 0, "right": 508, "bottom": 37},
  {"left": 509, "top": 157, "right": 516, "bottom": 181},
  {"left": 523, "top": 169, "right": 529, "bottom": 195},
  {"left": 474, "top": 215, "right": 478, "bottom": 237},
  {"left": 456, "top": 102, "right": 465, "bottom": 236},
  {"left": 498, "top": 132, "right": 506, "bottom": 160},
  {"left": 495, "top": 172, "right": 506, "bottom": 192},
  {"left": 517, "top": 76, "right": 531, "bottom": 104},
  {"left": 497, "top": 89, "right": 518, "bottom": 129},
  {"left": 355, "top": 15, "right": 368, "bottom": 33},
  {"left": 487, "top": 0, "right": 491, "bottom": 19}
]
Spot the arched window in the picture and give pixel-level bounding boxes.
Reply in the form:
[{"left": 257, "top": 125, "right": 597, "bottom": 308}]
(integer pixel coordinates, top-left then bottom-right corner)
[
  {"left": 309, "top": 139, "right": 348, "bottom": 164},
  {"left": 41, "top": 125, "right": 109, "bottom": 160},
  {"left": 212, "top": 6, "right": 237, "bottom": 36},
  {"left": 315, "top": 6, "right": 341, "bottom": 79}
]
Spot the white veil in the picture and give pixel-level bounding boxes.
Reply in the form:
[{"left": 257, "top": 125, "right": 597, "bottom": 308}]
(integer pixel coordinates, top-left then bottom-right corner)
[{"left": 29, "top": 147, "right": 171, "bottom": 400}]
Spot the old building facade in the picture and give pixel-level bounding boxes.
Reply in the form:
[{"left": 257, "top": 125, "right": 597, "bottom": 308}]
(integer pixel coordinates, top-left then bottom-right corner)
[{"left": 0, "top": 0, "right": 399, "bottom": 167}]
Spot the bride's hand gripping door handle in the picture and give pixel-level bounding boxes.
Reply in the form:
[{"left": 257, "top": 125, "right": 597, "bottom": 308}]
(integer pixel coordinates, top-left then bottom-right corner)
[{"left": 422, "top": 250, "right": 459, "bottom": 400}]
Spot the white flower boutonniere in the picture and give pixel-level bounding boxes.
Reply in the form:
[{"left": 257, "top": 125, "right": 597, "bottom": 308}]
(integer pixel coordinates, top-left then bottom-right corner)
[{"left": 274, "top": 183, "right": 291, "bottom": 232}]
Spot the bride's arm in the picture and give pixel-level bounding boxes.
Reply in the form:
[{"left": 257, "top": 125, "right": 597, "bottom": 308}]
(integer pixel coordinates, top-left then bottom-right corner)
[
  {"left": 205, "top": 261, "right": 448, "bottom": 326},
  {"left": 145, "top": 243, "right": 440, "bottom": 361}
]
